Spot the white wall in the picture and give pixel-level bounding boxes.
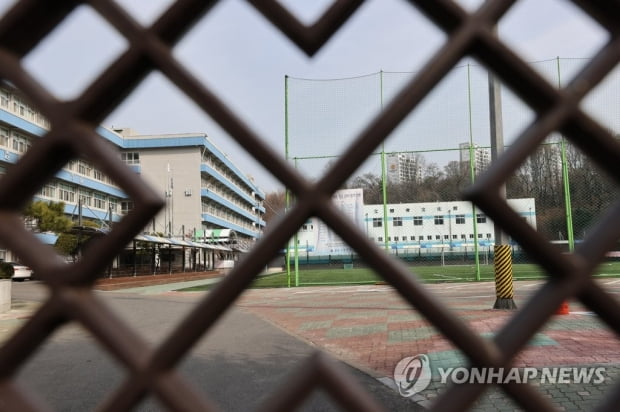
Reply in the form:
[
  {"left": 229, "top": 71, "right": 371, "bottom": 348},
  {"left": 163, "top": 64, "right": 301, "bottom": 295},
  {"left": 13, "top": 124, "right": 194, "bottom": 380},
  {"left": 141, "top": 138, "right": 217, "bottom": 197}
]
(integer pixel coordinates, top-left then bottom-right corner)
[
  {"left": 137, "top": 147, "right": 203, "bottom": 238},
  {"left": 292, "top": 198, "right": 536, "bottom": 254}
]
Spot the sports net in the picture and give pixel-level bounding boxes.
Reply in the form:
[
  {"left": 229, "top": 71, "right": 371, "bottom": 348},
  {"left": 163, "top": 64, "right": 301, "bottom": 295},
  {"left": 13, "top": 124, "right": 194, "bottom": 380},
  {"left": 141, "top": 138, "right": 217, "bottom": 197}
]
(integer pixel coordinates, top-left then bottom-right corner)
[{"left": 285, "top": 59, "right": 620, "bottom": 285}]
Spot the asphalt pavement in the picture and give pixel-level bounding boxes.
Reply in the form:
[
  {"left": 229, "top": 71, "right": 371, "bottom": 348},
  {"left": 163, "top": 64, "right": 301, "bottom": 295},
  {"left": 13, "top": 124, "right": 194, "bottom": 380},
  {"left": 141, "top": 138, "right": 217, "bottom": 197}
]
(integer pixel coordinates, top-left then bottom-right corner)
[{"left": 3, "top": 281, "right": 418, "bottom": 411}]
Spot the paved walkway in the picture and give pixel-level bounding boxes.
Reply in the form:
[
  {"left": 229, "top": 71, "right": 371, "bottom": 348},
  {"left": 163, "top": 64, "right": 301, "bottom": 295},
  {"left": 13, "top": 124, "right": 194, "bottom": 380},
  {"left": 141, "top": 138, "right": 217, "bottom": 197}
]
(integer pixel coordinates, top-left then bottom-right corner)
[
  {"left": 232, "top": 281, "right": 620, "bottom": 410},
  {"left": 3, "top": 279, "right": 620, "bottom": 410}
]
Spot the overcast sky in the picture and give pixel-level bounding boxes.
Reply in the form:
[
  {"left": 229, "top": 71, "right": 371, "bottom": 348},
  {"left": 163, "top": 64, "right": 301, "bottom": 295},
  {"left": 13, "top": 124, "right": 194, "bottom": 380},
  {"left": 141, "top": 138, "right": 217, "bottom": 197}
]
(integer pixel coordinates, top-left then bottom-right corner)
[{"left": 5, "top": 0, "right": 611, "bottom": 192}]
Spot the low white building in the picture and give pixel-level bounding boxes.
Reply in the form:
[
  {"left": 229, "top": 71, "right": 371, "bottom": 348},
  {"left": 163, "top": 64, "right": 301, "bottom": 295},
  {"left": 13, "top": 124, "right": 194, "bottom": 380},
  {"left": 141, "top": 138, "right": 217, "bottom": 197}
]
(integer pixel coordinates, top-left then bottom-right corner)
[{"left": 292, "top": 190, "right": 535, "bottom": 256}]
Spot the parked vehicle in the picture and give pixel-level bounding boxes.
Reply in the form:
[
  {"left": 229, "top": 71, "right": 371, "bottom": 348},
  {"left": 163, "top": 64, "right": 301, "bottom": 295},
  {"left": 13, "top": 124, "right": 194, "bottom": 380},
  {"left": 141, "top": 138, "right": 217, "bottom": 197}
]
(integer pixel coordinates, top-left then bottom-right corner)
[{"left": 8, "top": 262, "right": 33, "bottom": 281}]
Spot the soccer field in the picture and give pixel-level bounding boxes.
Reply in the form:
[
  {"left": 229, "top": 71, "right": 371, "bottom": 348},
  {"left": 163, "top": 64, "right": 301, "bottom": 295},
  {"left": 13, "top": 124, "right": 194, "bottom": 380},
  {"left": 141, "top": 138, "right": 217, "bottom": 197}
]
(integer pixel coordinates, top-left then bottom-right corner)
[
  {"left": 251, "top": 261, "right": 620, "bottom": 288},
  {"left": 177, "top": 262, "right": 620, "bottom": 291}
]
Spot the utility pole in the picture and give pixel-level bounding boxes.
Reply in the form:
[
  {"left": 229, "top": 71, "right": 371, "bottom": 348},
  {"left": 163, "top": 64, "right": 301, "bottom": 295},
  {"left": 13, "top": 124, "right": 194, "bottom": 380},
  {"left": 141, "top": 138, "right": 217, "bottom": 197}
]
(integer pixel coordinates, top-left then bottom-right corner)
[{"left": 489, "top": 28, "right": 516, "bottom": 310}]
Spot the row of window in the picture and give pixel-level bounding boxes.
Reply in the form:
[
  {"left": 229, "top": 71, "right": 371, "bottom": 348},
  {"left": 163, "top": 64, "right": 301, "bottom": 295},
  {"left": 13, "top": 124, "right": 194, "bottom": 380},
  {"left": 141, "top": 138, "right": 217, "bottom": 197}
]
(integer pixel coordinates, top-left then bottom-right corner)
[
  {"left": 0, "top": 127, "right": 32, "bottom": 153},
  {"left": 202, "top": 153, "right": 257, "bottom": 198},
  {"left": 372, "top": 214, "right": 487, "bottom": 227},
  {"left": 38, "top": 181, "right": 120, "bottom": 212},
  {"left": 371, "top": 205, "right": 462, "bottom": 215},
  {"left": 1, "top": 126, "right": 123, "bottom": 187},
  {"left": 0, "top": 89, "right": 50, "bottom": 129},
  {"left": 373, "top": 233, "right": 494, "bottom": 242}
]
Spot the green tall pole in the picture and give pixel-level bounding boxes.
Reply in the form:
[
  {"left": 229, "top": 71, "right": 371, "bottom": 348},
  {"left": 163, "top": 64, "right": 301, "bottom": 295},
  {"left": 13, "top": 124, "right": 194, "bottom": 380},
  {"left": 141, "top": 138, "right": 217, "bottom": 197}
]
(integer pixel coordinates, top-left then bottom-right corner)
[
  {"left": 467, "top": 64, "right": 481, "bottom": 281},
  {"left": 380, "top": 71, "right": 390, "bottom": 251},
  {"left": 556, "top": 57, "right": 575, "bottom": 252},
  {"left": 294, "top": 158, "right": 300, "bottom": 286},
  {"left": 284, "top": 75, "right": 292, "bottom": 287}
]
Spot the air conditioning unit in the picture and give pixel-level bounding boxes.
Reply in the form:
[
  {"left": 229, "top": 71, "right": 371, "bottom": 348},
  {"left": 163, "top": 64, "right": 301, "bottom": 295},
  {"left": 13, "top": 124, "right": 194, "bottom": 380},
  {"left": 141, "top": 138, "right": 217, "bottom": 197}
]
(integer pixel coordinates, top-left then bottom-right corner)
[{"left": 184, "top": 189, "right": 192, "bottom": 196}]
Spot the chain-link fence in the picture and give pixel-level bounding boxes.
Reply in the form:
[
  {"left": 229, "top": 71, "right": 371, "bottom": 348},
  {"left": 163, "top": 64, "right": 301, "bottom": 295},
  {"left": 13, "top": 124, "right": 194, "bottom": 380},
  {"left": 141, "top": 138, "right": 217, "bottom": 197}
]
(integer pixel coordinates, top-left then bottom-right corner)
[
  {"left": 285, "top": 60, "right": 620, "bottom": 285},
  {"left": 1, "top": 1, "right": 620, "bottom": 410}
]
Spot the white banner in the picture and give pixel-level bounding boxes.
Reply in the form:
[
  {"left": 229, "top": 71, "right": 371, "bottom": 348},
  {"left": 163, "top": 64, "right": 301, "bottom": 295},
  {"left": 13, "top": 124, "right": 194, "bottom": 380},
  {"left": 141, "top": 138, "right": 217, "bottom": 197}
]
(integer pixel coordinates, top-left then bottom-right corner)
[{"left": 314, "top": 188, "right": 364, "bottom": 255}]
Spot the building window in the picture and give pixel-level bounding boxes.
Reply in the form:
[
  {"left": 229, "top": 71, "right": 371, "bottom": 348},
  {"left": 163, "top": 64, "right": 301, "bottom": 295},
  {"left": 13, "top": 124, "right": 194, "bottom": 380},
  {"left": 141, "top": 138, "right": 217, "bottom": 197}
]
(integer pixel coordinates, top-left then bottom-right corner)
[
  {"left": 434, "top": 215, "right": 444, "bottom": 225},
  {"left": 0, "top": 90, "right": 9, "bottom": 108},
  {"left": 389, "top": 208, "right": 394, "bottom": 213},
  {"left": 12, "top": 134, "right": 27, "bottom": 153},
  {"left": 413, "top": 216, "right": 423, "bottom": 226},
  {"left": 94, "top": 193, "right": 106, "bottom": 209},
  {"left": 79, "top": 190, "right": 92, "bottom": 207},
  {"left": 427, "top": 235, "right": 432, "bottom": 240},
  {"left": 410, "top": 236, "right": 415, "bottom": 241},
  {"left": 38, "top": 183, "right": 56, "bottom": 198},
  {"left": 452, "top": 235, "right": 458, "bottom": 239},
  {"left": 435, "top": 235, "right": 441, "bottom": 240},
  {"left": 372, "top": 218, "right": 382, "bottom": 228},
  {"left": 477, "top": 213, "right": 487, "bottom": 223},
  {"left": 58, "top": 183, "right": 75, "bottom": 202},
  {"left": 393, "top": 236, "right": 398, "bottom": 241},
  {"left": 393, "top": 217, "right": 403, "bottom": 227},
  {"left": 109, "top": 199, "right": 118, "bottom": 212},
  {"left": 478, "top": 233, "right": 483, "bottom": 238},
  {"left": 93, "top": 169, "right": 105, "bottom": 181},
  {"left": 78, "top": 161, "right": 91, "bottom": 177},
  {"left": 455, "top": 214, "right": 465, "bottom": 224},
  {"left": 487, "top": 233, "right": 492, "bottom": 238},
  {"left": 469, "top": 234, "right": 474, "bottom": 239},
  {"left": 377, "top": 237, "right": 383, "bottom": 242},
  {"left": 0, "top": 127, "right": 9, "bottom": 147},
  {"left": 121, "top": 152, "right": 140, "bottom": 165},
  {"left": 461, "top": 234, "right": 466, "bottom": 239},
  {"left": 121, "top": 201, "right": 134, "bottom": 214},
  {"left": 418, "top": 236, "right": 424, "bottom": 241}
]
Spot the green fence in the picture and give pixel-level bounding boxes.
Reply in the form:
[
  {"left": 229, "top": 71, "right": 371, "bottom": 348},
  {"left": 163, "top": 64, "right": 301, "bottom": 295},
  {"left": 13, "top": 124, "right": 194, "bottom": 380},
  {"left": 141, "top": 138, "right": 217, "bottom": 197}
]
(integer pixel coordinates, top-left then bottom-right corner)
[{"left": 284, "top": 58, "right": 620, "bottom": 286}]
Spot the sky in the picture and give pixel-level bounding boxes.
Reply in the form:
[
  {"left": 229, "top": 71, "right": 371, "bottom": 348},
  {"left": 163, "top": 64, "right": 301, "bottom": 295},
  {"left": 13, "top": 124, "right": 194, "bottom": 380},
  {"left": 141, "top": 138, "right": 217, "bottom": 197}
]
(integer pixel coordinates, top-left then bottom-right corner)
[{"left": 2, "top": 0, "right": 611, "bottom": 192}]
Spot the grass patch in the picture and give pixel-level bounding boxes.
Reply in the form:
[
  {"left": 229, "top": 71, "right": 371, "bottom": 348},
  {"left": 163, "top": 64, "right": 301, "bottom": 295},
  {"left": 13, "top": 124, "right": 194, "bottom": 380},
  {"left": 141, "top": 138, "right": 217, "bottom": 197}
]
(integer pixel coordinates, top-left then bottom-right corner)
[{"left": 176, "top": 262, "right": 620, "bottom": 292}]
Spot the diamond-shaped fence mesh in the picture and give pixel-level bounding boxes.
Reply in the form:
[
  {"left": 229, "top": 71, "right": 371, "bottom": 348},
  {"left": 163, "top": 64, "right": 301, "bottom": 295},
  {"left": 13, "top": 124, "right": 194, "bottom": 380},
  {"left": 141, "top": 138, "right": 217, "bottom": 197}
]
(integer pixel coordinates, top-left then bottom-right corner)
[{"left": 0, "top": 0, "right": 618, "bottom": 411}]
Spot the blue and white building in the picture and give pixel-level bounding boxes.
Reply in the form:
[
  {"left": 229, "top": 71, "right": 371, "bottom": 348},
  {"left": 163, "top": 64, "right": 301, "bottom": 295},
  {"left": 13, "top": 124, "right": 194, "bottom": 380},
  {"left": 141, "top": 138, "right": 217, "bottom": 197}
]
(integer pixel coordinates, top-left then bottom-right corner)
[{"left": 0, "top": 83, "right": 265, "bottom": 262}]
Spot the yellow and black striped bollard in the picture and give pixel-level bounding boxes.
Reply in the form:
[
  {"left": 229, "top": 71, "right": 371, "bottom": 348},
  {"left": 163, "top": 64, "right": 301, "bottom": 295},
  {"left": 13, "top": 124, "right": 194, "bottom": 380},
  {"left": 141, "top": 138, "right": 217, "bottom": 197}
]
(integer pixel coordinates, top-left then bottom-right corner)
[{"left": 493, "top": 244, "right": 517, "bottom": 309}]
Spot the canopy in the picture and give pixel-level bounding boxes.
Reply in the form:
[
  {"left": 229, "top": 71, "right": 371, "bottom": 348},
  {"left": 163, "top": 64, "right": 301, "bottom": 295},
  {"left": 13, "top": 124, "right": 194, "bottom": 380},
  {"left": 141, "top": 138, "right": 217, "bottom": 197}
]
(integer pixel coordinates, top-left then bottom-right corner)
[{"left": 133, "top": 234, "right": 231, "bottom": 251}]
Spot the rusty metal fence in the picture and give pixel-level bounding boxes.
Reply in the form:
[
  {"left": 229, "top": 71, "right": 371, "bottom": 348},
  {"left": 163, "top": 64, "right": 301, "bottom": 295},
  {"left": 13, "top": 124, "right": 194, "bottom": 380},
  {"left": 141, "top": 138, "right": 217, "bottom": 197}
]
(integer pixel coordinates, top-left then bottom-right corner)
[{"left": 0, "top": 0, "right": 619, "bottom": 410}]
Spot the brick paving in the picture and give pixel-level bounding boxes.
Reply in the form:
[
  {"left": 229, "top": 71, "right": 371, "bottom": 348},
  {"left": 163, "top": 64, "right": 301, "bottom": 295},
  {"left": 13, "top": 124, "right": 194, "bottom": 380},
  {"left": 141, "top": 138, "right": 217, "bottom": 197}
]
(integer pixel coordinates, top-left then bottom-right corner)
[
  {"left": 236, "top": 282, "right": 620, "bottom": 410},
  {"left": 4, "top": 278, "right": 620, "bottom": 410}
]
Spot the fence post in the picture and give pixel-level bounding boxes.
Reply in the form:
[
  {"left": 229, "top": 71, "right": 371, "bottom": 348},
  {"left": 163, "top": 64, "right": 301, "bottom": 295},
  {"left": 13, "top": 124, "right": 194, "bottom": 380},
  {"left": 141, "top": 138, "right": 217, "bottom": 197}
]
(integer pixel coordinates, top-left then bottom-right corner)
[
  {"left": 466, "top": 64, "right": 482, "bottom": 281},
  {"left": 379, "top": 70, "right": 390, "bottom": 252},
  {"left": 284, "top": 74, "right": 292, "bottom": 287},
  {"left": 556, "top": 57, "right": 575, "bottom": 252}
]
